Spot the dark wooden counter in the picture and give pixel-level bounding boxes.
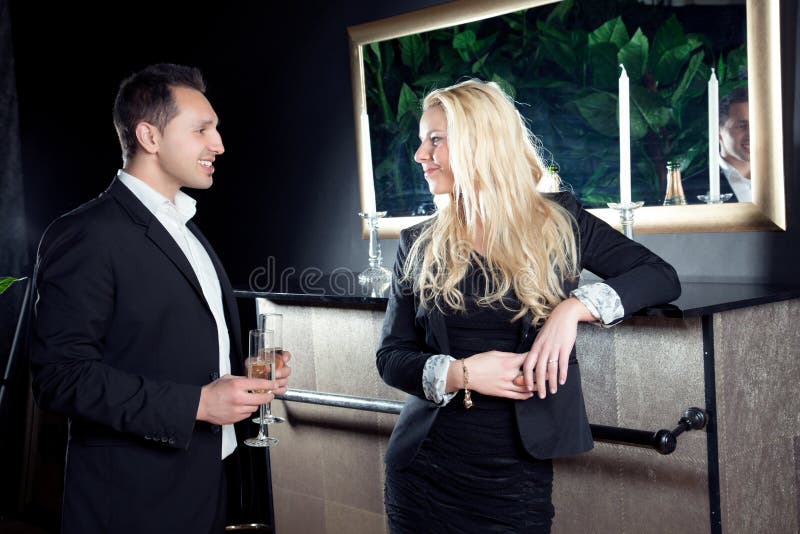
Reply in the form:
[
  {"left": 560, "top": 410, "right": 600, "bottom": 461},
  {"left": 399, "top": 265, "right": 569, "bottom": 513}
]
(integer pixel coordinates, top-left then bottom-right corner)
[{"left": 236, "top": 275, "right": 800, "bottom": 318}]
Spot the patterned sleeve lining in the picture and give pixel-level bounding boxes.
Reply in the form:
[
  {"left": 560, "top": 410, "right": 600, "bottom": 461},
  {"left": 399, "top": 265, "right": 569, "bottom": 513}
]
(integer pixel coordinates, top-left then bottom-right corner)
[
  {"left": 571, "top": 282, "right": 625, "bottom": 327},
  {"left": 422, "top": 354, "right": 457, "bottom": 406}
]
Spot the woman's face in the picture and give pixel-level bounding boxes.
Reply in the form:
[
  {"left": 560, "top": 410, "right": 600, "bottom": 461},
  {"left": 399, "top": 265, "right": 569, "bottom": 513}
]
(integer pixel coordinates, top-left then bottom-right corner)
[{"left": 414, "top": 106, "right": 455, "bottom": 195}]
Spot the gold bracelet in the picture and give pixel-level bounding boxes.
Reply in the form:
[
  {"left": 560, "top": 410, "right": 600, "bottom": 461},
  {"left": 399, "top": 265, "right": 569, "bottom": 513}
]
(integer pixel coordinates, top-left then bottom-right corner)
[{"left": 462, "top": 359, "right": 473, "bottom": 409}]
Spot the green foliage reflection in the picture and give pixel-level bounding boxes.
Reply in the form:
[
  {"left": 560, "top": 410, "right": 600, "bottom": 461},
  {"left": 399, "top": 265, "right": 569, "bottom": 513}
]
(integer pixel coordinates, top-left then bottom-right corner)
[{"left": 364, "top": 0, "right": 747, "bottom": 214}]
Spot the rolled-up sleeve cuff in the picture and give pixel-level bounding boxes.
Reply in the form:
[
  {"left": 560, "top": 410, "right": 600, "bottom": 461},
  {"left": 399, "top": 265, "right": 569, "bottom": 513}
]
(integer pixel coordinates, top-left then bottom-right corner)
[
  {"left": 423, "top": 354, "right": 457, "bottom": 406},
  {"left": 571, "top": 282, "right": 625, "bottom": 327}
]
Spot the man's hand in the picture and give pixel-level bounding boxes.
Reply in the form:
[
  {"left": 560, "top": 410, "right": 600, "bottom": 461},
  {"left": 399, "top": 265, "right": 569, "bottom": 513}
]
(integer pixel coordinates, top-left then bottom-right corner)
[{"left": 196, "top": 375, "right": 276, "bottom": 425}]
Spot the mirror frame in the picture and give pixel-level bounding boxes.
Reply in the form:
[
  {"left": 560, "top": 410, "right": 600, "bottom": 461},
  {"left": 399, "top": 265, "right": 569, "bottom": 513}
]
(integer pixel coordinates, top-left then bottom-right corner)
[{"left": 348, "top": 0, "right": 785, "bottom": 237}]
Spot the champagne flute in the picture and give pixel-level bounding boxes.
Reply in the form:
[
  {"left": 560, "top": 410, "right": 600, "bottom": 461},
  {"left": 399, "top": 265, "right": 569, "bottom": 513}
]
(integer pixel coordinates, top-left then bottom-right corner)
[
  {"left": 244, "top": 329, "right": 278, "bottom": 447},
  {"left": 253, "top": 313, "right": 287, "bottom": 424}
]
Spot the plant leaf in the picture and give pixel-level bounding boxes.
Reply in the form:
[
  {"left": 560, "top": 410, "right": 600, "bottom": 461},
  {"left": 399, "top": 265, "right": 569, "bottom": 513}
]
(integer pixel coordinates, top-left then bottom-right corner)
[
  {"left": 396, "top": 83, "right": 419, "bottom": 122},
  {"left": 545, "top": 0, "right": 574, "bottom": 26},
  {"left": 0, "top": 276, "right": 26, "bottom": 295},
  {"left": 670, "top": 51, "right": 704, "bottom": 107},
  {"left": 716, "top": 55, "right": 726, "bottom": 83},
  {"left": 453, "top": 30, "right": 477, "bottom": 62},
  {"left": 490, "top": 74, "right": 516, "bottom": 99},
  {"left": 398, "top": 34, "right": 427, "bottom": 73},
  {"left": 472, "top": 52, "right": 490, "bottom": 74},
  {"left": 725, "top": 45, "right": 748, "bottom": 80},
  {"left": 412, "top": 73, "right": 452, "bottom": 89},
  {"left": 536, "top": 22, "right": 580, "bottom": 79},
  {"left": 571, "top": 91, "right": 618, "bottom": 137},
  {"left": 588, "top": 17, "right": 629, "bottom": 49},
  {"left": 368, "top": 42, "right": 382, "bottom": 72},
  {"left": 588, "top": 42, "right": 619, "bottom": 90},
  {"left": 650, "top": 15, "right": 686, "bottom": 71},
  {"left": 618, "top": 28, "right": 649, "bottom": 82},
  {"left": 653, "top": 42, "right": 693, "bottom": 86},
  {"left": 630, "top": 85, "right": 671, "bottom": 138}
]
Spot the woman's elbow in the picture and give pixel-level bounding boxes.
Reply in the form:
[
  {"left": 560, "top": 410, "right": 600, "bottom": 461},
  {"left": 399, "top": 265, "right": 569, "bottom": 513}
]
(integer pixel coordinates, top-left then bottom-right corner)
[{"left": 666, "top": 265, "right": 682, "bottom": 302}]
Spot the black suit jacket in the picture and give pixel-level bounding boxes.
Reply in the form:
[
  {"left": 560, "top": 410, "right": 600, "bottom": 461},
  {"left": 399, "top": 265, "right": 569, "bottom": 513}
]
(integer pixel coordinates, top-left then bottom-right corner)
[
  {"left": 30, "top": 178, "right": 245, "bottom": 533},
  {"left": 377, "top": 192, "right": 681, "bottom": 469}
]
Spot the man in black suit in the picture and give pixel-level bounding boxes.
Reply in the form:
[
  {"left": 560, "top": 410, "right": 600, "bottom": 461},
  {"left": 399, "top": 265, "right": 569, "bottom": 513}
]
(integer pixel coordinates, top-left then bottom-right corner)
[
  {"left": 717, "top": 86, "right": 751, "bottom": 202},
  {"left": 30, "top": 63, "right": 290, "bottom": 533},
  {"left": 682, "top": 86, "right": 750, "bottom": 203}
]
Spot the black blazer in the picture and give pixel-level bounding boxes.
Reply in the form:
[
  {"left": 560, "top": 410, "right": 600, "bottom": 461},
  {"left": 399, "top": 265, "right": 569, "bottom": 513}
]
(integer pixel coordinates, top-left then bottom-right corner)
[
  {"left": 377, "top": 192, "right": 681, "bottom": 469},
  {"left": 30, "top": 178, "right": 245, "bottom": 534}
]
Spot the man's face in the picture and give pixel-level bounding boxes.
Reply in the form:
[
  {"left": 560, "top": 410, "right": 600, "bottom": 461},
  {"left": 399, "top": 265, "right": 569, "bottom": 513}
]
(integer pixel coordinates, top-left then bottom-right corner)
[
  {"left": 719, "top": 101, "right": 749, "bottom": 165},
  {"left": 157, "top": 86, "right": 225, "bottom": 191}
]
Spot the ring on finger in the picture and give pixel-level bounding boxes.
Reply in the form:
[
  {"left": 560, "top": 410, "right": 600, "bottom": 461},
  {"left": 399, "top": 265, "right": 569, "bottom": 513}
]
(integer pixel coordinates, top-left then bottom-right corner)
[{"left": 547, "top": 359, "right": 558, "bottom": 365}]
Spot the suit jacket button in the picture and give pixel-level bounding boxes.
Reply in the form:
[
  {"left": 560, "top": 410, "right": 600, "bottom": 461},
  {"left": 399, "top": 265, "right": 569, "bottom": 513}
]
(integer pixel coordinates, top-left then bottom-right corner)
[
  {"left": 209, "top": 371, "right": 220, "bottom": 381},
  {"left": 168, "top": 438, "right": 175, "bottom": 445},
  {"left": 211, "top": 424, "right": 221, "bottom": 434}
]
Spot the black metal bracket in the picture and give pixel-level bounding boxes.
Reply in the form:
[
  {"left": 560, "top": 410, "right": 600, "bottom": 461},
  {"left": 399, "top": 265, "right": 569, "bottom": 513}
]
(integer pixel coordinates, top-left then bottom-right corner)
[{"left": 590, "top": 407, "right": 708, "bottom": 455}]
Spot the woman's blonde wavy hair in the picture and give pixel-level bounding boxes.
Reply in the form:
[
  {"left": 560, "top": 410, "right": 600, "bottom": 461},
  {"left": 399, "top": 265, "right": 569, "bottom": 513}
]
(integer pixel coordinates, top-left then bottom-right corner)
[{"left": 403, "top": 79, "right": 580, "bottom": 325}]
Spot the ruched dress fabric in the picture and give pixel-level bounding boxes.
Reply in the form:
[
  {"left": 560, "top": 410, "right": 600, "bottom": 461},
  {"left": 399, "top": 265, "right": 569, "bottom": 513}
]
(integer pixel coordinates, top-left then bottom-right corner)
[{"left": 385, "top": 268, "right": 554, "bottom": 533}]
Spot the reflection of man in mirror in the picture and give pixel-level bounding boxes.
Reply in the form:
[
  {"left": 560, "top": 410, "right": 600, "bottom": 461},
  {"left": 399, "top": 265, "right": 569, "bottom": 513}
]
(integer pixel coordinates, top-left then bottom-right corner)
[{"left": 718, "top": 86, "right": 750, "bottom": 202}]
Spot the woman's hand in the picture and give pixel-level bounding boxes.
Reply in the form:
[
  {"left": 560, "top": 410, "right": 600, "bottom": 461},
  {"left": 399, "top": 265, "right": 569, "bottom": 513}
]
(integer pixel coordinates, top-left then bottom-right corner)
[
  {"left": 519, "top": 297, "right": 594, "bottom": 399},
  {"left": 448, "top": 350, "right": 533, "bottom": 400}
]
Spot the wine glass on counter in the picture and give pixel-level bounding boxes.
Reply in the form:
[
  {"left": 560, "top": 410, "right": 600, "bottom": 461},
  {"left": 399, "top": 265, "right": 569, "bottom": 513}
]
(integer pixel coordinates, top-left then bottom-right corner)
[
  {"left": 253, "top": 313, "right": 286, "bottom": 425},
  {"left": 244, "top": 328, "right": 278, "bottom": 448}
]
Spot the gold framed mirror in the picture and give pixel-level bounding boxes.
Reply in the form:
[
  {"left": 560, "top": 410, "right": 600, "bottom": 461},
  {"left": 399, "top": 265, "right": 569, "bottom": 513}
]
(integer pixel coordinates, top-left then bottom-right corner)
[{"left": 348, "top": 0, "right": 785, "bottom": 237}]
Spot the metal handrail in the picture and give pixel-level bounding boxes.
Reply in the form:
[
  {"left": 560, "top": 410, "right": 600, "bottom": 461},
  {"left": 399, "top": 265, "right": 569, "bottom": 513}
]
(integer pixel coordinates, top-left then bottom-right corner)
[
  {"left": 276, "top": 389, "right": 707, "bottom": 455},
  {"left": 277, "top": 389, "right": 404, "bottom": 414}
]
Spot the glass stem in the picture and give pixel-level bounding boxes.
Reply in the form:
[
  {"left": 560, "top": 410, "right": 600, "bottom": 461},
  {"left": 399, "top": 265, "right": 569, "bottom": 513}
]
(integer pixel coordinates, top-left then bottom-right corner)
[
  {"left": 368, "top": 219, "right": 382, "bottom": 267},
  {"left": 258, "top": 404, "right": 267, "bottom": 439}
]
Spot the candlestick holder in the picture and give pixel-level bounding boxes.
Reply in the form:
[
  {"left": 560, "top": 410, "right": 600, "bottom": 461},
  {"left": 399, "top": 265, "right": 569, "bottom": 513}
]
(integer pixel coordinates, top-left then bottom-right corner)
[
  {"left": 357, "top": 211, "right": 392, "bottom": 288},
  {"left": 697, "top": 193, "right": 733, "bottom": 204},
  {"left": 607, "top": 201, "right": 644, "bottom": 239}
]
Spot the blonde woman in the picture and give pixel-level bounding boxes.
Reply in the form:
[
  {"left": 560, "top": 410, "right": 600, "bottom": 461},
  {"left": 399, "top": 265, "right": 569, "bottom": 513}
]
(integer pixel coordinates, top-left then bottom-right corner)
[{"left": 377, "top": 79, "right": 681, "bottom": 533}]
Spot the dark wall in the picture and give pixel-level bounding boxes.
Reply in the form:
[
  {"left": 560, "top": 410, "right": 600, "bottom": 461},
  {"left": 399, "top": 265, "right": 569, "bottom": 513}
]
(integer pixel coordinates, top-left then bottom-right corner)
[
  {"left": 9, "top": 0, "right": 800, "bottom": 290},
  {"left": 9, "top": 0, "right": 450, "bottom": 289}
]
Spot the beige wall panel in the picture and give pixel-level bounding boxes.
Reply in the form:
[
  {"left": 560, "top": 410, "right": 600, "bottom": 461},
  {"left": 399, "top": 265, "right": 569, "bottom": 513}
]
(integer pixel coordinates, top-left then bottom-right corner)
[
  {"left": 715, "top": 300, "right": 800, "bottom": 534},
  {"left": 257, "top": 297, "right": 800, "bottom": 534}
]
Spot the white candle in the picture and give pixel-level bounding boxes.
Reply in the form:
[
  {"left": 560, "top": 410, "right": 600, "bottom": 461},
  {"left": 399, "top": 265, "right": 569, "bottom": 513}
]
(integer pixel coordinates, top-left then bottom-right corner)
[
  {"left": 708, "top": 69, "right": 720, "bottom": 201},
  {"left": 618, "top": 64, "right": 631, "bottom": 204}
]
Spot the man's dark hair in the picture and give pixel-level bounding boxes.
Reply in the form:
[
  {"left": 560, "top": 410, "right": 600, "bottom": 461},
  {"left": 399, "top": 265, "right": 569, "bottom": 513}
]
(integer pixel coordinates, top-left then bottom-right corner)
[
  {"left": 113, "top": 63, "right": 206, "bottom": 163},
  {"left": 719, "top": 85, "right": 748, "bottom": 126}
]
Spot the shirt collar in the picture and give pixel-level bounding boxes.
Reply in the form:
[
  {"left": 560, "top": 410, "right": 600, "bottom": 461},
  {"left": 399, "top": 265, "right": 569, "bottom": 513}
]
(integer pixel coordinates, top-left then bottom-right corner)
[
  {"left": 719, "top": 158, "right": 749, "bottom": 186},
  {"left": 117, "top": 170, "right": 197, "bottom": 224},
  {"left": 718, "top": 159, "right": 752, "bottom": 202}
]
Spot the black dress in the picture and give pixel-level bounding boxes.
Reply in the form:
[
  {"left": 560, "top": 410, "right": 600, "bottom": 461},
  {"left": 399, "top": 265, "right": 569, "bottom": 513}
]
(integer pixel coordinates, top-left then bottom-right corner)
[{"left": 385, "top": 267, "right": 555, "bottom": 533}]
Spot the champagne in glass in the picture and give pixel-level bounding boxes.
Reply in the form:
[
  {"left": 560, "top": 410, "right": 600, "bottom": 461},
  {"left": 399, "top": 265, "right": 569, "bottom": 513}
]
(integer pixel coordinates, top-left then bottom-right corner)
[
  {"left": 244, "top": 329, "right": 278, "bottom": 447},
  {"left": 253, "top": 313, "right": 287, "bottom": 424}
]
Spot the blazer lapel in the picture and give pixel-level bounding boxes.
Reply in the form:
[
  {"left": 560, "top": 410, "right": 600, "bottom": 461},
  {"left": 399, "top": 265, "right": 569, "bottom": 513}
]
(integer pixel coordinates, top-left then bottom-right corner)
[
  {"left": 108, "top": 178, "right": 208, "bottom": 308},
  {"left": 109, "top": 177, "right": 241, "bottom": 368},
  {"left": 145, "top": 223, "right": 208, "bottom": 305},
  {"left": 189, "top": 221, "right": 243, "bottom": 372},
  {"left": 425, "top": 306, "right": 450, "bottom": 355}
]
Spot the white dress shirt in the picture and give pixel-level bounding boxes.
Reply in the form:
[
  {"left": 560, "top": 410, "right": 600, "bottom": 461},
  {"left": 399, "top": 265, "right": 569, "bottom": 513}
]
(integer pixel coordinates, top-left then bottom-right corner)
[
  {"left": 118, "top": 170, "right": 237, "bottom": 459},
  {"left": 719, "top": 158, "right": 752, "bottom": 202}
]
